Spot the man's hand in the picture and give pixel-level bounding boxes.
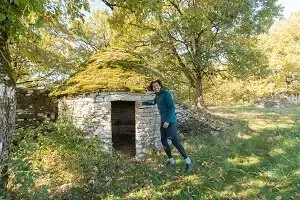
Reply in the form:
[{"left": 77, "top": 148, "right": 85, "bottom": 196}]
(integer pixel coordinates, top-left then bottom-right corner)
[
  {"left": 135, "top": 101, "right": 142, "bottom": 108},
  {"left": 163, "top": 122, "right": 169, "bottom": 128}
]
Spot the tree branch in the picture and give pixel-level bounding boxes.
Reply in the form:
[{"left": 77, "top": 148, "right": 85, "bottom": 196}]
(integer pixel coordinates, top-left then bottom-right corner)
[
  {"left": 101, "top": 0, "right": 117, "bottom": 10},
  {"left": 194, "top": 29, "right": 205, "bottom": 55},
  {"left": 168, "top": 31, "right": 199, "bottom": 71},
  {"left": 16, "top": 68, "right": 57, "bottom": 85},
  {"left": 169, "top": 1, "right": 183, "bottom": 15},
  {"left": 171, "top": 46, "right": 197, "bottom": 88},
  {"left": 211, "top": 23, "right": 220, "bottom": 47},
  {"left": 160, "top": 19, "right": 200, "bottom": 88},
  {"left": 203, "top": 71, "right": 215, "bottom": 85},
  {"left": 128, "top": 22, "right": 156, "bottom": 31},
  {"left": 0, "top": 50, "right": 10, "bottom": 66},
  {"left": 79, "top": 38, "right": 99, "bottom": 52}
]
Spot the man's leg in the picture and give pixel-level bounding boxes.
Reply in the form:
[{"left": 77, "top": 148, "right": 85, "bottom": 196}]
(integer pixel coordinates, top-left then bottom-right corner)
[
  {"left": 166, "top": 123, "right": 188, "bottom": 158},
  {"left": 167, "top": 123, "right": 194, "bottom": 173},
  {"left": 160, "top": 125, "right": 173, "bottom": 159}
]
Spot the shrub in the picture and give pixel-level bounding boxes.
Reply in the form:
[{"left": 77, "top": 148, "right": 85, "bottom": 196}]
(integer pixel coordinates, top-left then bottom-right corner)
[{"left": 8, "top": 121, "right": 112, "bottom": 199}]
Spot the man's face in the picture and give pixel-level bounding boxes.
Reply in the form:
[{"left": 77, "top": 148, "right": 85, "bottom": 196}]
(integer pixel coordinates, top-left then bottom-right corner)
[{"left": 152, "top": 82, "right": 161, "bottom": 93}]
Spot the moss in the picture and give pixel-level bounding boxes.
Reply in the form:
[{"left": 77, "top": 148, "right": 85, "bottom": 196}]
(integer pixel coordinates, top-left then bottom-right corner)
[{"left": 50, "top": 51, "right": 156, "bottom": 97}]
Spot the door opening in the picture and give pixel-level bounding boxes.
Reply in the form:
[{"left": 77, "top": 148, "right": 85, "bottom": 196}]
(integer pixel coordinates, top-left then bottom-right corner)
[{"left": 111, "top": 101, "right": 136, "bottom": 156}]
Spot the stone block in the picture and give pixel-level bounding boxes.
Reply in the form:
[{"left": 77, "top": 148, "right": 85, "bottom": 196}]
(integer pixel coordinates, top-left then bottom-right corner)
[
  {"left": 104, "top": 93, "right": 142, "bottom": 101},
  {"left": 141, "top": 95, "right": 155, "bottom": 101}
]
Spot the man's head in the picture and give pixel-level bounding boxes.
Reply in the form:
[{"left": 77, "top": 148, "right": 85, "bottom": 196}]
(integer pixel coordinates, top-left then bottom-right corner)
[{"left": 150, "top": 79, "right": 163, "bottom": 93}]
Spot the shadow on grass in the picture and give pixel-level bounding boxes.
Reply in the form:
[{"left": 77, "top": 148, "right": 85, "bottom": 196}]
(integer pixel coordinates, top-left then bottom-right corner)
[
  {"left": 176, "top": 106, "right": 300, "bottom": 199},
  {"left": 8, "top": 106, "right": 300, "bottom": 199}
]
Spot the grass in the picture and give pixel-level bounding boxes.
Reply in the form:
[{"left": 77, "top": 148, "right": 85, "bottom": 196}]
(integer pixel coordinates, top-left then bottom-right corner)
[{"left": 5, "top": 105, "right": 300, "bottom": 199}]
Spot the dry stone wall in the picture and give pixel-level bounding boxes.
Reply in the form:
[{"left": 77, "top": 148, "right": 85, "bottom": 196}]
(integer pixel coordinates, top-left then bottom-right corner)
[
  {"left": 287, "top": 95, "right": 300, "bottom": 105},
  {"left": 58, "top": 92, "right": 161, "bottom": 157},
  {"left": 255, "top": 94, "right": 300, "bottom": 108},
  {"left": 16, "top": 88, "right": 58, "bottom": 129}
]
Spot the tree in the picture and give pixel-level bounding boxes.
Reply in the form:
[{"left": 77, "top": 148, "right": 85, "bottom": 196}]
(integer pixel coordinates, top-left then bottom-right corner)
[
  {"left": 10, "top": 9, "right": 112, "bottom": 87},
  {"left": 0, "top": 1, "right": 15, "bottom": 193},
  {"left": 72, "top": 10, "right": 112, "bottom": 52},
  {"left": 0, "top": 0, "right": 89, "bottom": 194},
  {"left": 100, "top": 0, "right": 281, "bottom": 109},
  {"left": 259, "top": 12, "right": 300, "bottom": 94}
]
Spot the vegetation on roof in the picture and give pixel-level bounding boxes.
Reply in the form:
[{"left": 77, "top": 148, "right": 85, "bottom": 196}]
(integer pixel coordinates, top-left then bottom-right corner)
[{"left": 50, "top": 51, "right": 155, "bottom": 97}]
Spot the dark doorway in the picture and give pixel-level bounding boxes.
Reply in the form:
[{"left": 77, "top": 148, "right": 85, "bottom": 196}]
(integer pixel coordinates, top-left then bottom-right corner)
[{"left": 111, "top": 101, "right": 136, "bottom": 156}]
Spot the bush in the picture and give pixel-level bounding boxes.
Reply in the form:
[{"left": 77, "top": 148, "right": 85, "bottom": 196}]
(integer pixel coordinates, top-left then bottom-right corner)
[{"left": 8, "top": 121, "right": 113, "bottom": 199}]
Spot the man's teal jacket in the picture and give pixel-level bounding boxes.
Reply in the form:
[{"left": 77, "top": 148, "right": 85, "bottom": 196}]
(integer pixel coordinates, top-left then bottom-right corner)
[{"left": 142, "top": 88, "right": 176, "bottom": 123}]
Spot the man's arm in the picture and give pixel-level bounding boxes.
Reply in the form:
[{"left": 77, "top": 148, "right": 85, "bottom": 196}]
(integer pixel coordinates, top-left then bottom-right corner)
[
  {"left": 136, "top": 98, "right": 156, "bottom": 108},
  {"left": 142, "top": 98, "right": 156, "bottom": 106},
  {"left": 165, "top": 92, "right": 175, "bottom": 123}
]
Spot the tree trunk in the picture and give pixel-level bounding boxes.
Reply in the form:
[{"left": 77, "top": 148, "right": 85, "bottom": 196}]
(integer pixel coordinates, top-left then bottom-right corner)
[
  {"left": 0, "top": 6, "right": 16, "bottom": 195},
  {"left": 195, "top": 76, "right": 206, "bottom": 110}
]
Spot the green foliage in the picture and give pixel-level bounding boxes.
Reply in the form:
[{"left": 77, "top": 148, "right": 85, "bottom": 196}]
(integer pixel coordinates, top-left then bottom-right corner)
[
  {"left": 4, "top": 0, "right": 44, "bottom": 39},
  {"left": 72, "top": 10, "right": 112, "bottom": 51},
  {"left": 8, "top": 106, "right": 300, "bottom": 199},
  {"left": 173, "top": 73, "right": 276, "bottom": 107},
  {"left": 1, "top": 0, "right": 98, "bottom": 88},
  {"left": 105, "top": 0, "right": 282, "bottom": 107},
  {"left": 11, "top": 7, "right": 113, "bottom": 88},
  {"left": 259, "top": 12, "right": 300, "bottom": 95},
  {"left": 8, "top": 120, "right": 108, "bottom": 199},
  {"left": 0, "top": 13, "right": 6, "bottom": 21},
  {"left": 203, "top": 76, "right": 279, "bottom": 106}
]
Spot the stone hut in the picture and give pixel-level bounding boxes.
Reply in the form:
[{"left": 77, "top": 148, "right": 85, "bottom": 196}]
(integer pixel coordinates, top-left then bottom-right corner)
[{"left": 51, "top": 51, "right": 162, "bottom": 157}]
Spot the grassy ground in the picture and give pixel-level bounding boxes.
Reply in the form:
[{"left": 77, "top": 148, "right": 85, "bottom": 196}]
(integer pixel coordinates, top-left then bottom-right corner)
[{"left": 6, "top": 105, "right": 300, "bottom": 199}]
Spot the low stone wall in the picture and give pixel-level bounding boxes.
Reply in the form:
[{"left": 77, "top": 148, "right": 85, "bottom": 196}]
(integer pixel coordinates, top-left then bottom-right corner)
[
  {"left": 16, "top": 88, "right": 58, "bottom": 129},
  {"left": 58, "top": 92, "right": 161, "bottom": 157},
  {"left": 175, "top": 104, "right": 192, "bottom": 123},
  {"left": 255, "top": 94, "right": 300, "bottom": 108},
  {"left": 287, "top": 95, "right": 300, "bottom": 105}
]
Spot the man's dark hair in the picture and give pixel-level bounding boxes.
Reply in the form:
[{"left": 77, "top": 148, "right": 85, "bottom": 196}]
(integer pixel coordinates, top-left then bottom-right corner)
[{"left": 149, "top": 79, "right": 163, "bottom": 91}]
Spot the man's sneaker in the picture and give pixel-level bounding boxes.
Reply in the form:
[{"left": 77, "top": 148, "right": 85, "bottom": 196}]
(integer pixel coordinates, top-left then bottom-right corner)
[
  {"left": 185, "top": 160, "right": 194, "bottom": 173},
  {"left": 166, "top": 160, "right": 176, "bottom": 168}
]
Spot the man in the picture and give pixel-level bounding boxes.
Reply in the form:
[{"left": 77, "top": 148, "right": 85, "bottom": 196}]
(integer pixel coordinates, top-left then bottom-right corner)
[{"left": 137, "top": 80, "right": 194, "bottom": 173}]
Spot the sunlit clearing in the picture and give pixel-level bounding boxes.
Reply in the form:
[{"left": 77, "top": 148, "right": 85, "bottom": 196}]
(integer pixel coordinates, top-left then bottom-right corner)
[
  {"left": 237, "top": 188, "right": 260, "bottom": 198},
  {"left": 182, "top": 174, "right": 201, "bottom": 184},
  {"left": 31, "top": 149, "right": 77, "bottom": 191},
  {"left": 248, "top": 119, "right": 278, "bottom": 131},
  {"left": 268, "top": 148, "right": 286, "bottom": 157},
  {"left": 170, "top": 189, "right": 182, "bottom": 196},
  {"left": 219, "top": 186, "right": 239, "bottom": 198},
  {"left": 228, "top": 156, "right": 260, "bottom": 166},
  {"left": 161, "top": 174, "right": 201, "bottom": 190},
  {"left": 281, "top": 117, "right": 295, "bottom": 124},
  {"left": 220, "top": 181, "right": 268, "bottom": 198},
  {"left": 236, "top": 132, "right": 252, "bottom": 140},
  {"left": 104, "top": 194, "right": 122, "bottom": 200},
  {"left": 260, "top": 171, "right": 273, "bottom": 178},
  {"left": 283, "top": 139, "right": 297, "bottom": 148},
  {"left": 276, "top": 123, "right": 295, "bottom": 129},
  {"left": 294, "top": 170, "right": 300, "bottom": 177},
  {"left": 241, "top": 179, "right": 266, "bottom": 188},
  {"left": 126, "top": 187, "right": 155, "bottom": 199}
]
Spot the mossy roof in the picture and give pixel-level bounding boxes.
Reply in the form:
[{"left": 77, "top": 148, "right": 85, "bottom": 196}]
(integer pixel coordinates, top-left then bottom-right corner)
[{"left": 50, "top": 51, "right": 155, "bottom": 97}]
